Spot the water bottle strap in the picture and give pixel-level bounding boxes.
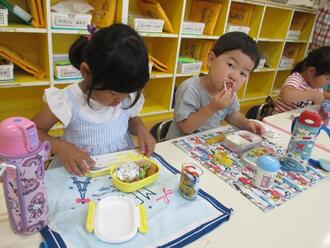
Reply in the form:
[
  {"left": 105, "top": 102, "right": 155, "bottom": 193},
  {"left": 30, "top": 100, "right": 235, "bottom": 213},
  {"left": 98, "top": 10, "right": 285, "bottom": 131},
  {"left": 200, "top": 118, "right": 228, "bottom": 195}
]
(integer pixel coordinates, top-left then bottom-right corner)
[{"left": 40, "top": 226, "right": 67, "bottom": 248}]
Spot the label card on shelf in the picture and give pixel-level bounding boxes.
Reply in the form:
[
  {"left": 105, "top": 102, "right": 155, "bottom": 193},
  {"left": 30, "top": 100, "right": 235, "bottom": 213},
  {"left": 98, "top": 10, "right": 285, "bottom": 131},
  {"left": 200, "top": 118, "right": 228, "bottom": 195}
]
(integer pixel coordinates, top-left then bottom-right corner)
[{"left": 226, "top": 25, "right": 250, "bottom": 34}]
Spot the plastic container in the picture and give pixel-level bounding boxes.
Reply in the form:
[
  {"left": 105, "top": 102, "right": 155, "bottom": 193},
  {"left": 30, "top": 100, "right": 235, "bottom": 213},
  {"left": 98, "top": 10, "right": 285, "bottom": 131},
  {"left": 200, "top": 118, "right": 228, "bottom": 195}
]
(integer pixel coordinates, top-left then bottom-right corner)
[
  {"left": 279, "top": 57, "right": 294, "bottom": 69},
  {"left": 222, "top": 130, "right": 262, "bottom": 154},
  {"left": 283, "top": 111, "right": 322, "bottom": 172},
  {"left": 0, "top": 63, "right": 14, "bottom": 81},
  {"left": 53, "top": 54, "right": 82, "bottom": 80},
  {"left": 254, "top": 155, "right": 280, "bottom": 190},
  {"left": 86, "top": 196, "right": 148, "bottom": 243},
  {"left": 51, "top": 12, "right": 91, "bottom": 29},
  {"left": 0, "top": 117, "right": 50, "bottom": 234},
  {"left": 182, "top": 21, "right": 205, "bottom": 35},
  {"left": 0, "top": 8, "right": 8, "bottom": 26},
  {"left": 111, "top": 158, "right": 160, "bottom": 192},
  {"left": 226, "top": 24, "right": 250, "bottom": 34},
  {"left": 129, "top": 16, "right": 164, "bottom": 33},
  {"left": 177, "top": 60, "right": 202, "bottom": 74},
  {"left": 241, "top": 146, "right": 276, "bottom": 171}
]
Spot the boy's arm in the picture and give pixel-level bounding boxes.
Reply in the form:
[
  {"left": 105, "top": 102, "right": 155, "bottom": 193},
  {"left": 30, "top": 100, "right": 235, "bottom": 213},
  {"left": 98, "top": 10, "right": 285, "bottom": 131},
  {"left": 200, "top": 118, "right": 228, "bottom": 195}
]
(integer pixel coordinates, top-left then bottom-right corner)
[
  {"left": 225, "top": 111, "right": 249, "bottom": 130},
  {"left": 226, "top": 111, "right": 264, "bottom": 135},
  {"left": 280, "top": 86, "right": 325, "bottom": 104},
  {"left": 177, "top": 104, "right": 218, "bottom": 134}
]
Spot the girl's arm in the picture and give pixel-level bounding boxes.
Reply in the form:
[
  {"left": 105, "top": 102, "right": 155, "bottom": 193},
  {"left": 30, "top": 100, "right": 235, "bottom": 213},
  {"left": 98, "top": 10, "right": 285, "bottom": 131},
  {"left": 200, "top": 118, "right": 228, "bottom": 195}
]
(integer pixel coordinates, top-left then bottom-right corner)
[
  {"left": 226, "top": 111, "right": 264, "bottom": 135},
  {"left": 32, "top": 105, "right": 94, "bottom": 175},
  {"left": 32, "top": 104, "right": 64, "bottom": 153},
  {"left": 280, "top": 86, "right": 325, "bottom": 104},
  {"left": 129, "top": 117, "right": 156, "bottom": 156},
  {"left": 324, "top": 90, "right": 330, "bottom": 100}
]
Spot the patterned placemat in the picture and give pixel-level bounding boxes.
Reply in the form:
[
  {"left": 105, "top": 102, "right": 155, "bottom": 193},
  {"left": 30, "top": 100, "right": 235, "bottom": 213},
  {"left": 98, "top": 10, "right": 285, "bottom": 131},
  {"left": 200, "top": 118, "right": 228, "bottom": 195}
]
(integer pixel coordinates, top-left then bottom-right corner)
[
  {"left": 42, "top": 152, "right": 232, "bottom": 248},
  {"left": 172, "top": 127, "right": 327, "bottom": 212}
]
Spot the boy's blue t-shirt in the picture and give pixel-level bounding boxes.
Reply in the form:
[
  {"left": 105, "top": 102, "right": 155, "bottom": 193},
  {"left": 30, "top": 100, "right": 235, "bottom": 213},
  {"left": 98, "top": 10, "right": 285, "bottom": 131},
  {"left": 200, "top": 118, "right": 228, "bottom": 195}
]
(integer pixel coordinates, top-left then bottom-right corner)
[{"left": 166, "top": 76, "right": 240, "bottom": 140}]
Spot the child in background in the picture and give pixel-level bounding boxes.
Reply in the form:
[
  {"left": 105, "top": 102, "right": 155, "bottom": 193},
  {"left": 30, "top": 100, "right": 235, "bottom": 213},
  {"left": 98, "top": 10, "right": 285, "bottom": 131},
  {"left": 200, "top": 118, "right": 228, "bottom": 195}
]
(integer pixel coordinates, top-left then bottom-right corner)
[
  {"left": 32, "top": 24, "right": 155, "bottom": 176},
  {"left": 273, "top": 46, "right": 330, "bottom": 114},
  {"left": 166, "top": 32, "right": 264, "bottom": 140}
]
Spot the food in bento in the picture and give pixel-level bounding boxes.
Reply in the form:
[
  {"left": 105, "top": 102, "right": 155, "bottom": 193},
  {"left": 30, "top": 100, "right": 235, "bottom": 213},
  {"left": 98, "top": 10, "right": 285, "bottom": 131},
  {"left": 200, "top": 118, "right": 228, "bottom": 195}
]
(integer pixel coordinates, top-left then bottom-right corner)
[{"left": 114, "top": 160, "right": 158, "bottom": 183}]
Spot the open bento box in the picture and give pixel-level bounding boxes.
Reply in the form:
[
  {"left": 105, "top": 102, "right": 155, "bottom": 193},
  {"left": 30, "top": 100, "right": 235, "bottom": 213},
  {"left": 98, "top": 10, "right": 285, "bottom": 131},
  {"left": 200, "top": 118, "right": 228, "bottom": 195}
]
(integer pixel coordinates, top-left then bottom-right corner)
[
  {"left": 111, "top": 158, "right": 160, "bottom": 193},
  {"left": 86, "top": 196, "right": 148, "bottom": 243},
  {"left": 87, "top": 151, "right": 160, "bottom": 193}
]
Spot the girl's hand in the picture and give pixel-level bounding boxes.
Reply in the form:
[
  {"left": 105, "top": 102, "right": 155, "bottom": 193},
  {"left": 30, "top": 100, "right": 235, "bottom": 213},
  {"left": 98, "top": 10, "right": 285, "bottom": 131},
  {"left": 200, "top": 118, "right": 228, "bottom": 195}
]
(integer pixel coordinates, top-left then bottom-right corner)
[
  {"left": 55, "top": 140, "right": 95, "bottom": 176},
  {"left": 137, "top": 129, "right": 156, "bottom": 157},
  {"left": 311, "top": 91, "right": 325, "bottom": 104},
  {"left": 243, "top": 120, "right": 265, "bottom": 136},
  {"left": 209, "top": 88, "right": 233, "bottom": 112}
]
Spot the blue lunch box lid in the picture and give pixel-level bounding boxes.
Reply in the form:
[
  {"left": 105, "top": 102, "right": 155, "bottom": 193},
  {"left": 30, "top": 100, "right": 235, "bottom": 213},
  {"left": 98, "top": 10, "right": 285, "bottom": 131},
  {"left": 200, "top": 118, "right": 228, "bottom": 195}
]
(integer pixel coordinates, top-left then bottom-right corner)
[{"left": 256, "top": 155, "right": 280, "bottom": 172}]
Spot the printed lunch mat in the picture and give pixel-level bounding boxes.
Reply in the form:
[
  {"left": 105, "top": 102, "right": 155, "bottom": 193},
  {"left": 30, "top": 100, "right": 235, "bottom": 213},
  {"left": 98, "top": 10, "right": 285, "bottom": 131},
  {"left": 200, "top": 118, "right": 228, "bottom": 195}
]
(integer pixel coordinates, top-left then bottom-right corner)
[
  {"left": 172, "top": 126, "right": 327, "bottom": 212},
  {"left": 42, "top": 151, "right": 232, "bottom": 248}
]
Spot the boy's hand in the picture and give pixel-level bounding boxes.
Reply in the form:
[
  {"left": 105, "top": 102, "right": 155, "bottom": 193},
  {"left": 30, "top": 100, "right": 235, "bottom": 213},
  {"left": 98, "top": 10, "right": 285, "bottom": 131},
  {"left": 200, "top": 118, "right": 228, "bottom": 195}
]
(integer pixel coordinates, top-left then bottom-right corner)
[
  {"left": 137, "top": 129, "right": 156, "bottom": 157},
  {"left": 55, "top": 140, "right": 95, "bottom": 176},
  {"left": 209, "top": 88, "right": 233, "bottom": 112},
  {"left": 244, "top": 120, "right": 265, "bottom": 136}
]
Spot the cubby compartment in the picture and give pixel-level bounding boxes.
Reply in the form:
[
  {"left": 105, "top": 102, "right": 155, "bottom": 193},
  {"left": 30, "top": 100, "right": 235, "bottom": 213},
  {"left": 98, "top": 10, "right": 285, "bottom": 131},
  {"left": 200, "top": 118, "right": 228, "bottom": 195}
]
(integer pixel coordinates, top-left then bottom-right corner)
[
  {"left": 183, "top": 0, "right": 228, "bottom": 37},
  {"left": 0, "top": 86, "right": 46, "bottom": 119},
  {"left": 141, "top": 77, "right": 173, "bottom": 115},
  {"left": 2, "top": 0, "right": 47, "bottom": 31},
  {"left": 257, "top": 41, "right": 284, "bottom": 69},
  {"left": 287, "top": 10, "right": 316, "bottom": 41},
  {"left": 178, "top": 38, "right": 214, "bottom": 74},
  {"left": 144, "top": 36, "right": 179, "bottom": 75},
  {"left": 280, "top": 42, "right": 307, "bottom": 70},
  {"left": 226, "top": 2, "right": 264, "bottom": 39},
  {"left": 259, "top": 6, "right": 292, "bottom": 40},
  {"left": 244, "top": 71, "right": 275, "bottom": 99},
  {"left": 128, "top": 0, "right": 184, "bottom": 34},
  {"left": 51, "top": 33, "right": 81, "bottom": 83},
  {"left": 271, "top": 70, "right": 291, "bottom": 96},
  {"left": 0, "top": 32, "right": 49, "bottom": 85}
]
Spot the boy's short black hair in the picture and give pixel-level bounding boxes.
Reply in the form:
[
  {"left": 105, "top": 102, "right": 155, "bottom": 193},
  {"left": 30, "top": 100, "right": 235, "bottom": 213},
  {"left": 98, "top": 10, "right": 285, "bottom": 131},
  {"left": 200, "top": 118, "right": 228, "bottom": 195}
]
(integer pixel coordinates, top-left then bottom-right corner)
[{"left": 212, "top": 32, "right": 260, "bottom": 70}]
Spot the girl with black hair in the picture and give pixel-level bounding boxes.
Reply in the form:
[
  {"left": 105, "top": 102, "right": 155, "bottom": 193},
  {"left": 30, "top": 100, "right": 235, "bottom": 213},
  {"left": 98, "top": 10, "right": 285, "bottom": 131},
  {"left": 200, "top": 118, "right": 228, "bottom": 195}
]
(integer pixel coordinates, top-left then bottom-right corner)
[
  {"left": 274, "top": 46, "right": 330, "bottom": 114},
  {"left": 32, "top": 24, "right": 155, "bottom": 176}
]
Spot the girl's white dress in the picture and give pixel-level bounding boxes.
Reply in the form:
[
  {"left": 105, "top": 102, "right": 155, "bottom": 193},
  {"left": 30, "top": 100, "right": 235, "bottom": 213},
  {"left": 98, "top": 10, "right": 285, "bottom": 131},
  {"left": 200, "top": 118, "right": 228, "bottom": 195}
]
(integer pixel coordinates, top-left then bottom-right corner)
[{"left": 44, "top": 83, "right": 144, "bottom": 168}]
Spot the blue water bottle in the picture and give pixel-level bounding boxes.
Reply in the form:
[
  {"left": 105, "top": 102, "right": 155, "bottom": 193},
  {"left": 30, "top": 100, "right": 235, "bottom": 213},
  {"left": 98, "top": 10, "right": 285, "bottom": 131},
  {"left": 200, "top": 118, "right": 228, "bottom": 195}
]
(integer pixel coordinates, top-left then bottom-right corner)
[{"left": 283, "top": 111, "right": 322, "bottom": 172}]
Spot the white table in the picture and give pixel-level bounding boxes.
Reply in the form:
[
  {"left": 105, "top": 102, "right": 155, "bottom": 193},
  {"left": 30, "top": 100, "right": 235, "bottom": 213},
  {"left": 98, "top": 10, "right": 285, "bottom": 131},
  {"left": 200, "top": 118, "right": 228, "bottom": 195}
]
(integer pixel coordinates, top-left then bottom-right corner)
[
  {"left": 263, "top": 106, "right": 330, "bottom": 153},
  {"left": 1, "top": 126, "right": 330, "bottom": 248}
]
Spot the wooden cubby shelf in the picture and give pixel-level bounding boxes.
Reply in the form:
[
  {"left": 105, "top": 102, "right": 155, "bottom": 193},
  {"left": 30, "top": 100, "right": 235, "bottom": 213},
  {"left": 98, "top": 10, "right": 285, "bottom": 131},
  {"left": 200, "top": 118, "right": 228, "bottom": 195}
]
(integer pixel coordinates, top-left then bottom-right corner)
[{"left": 0, "top": 0, "right": 317, "bottom": 123}]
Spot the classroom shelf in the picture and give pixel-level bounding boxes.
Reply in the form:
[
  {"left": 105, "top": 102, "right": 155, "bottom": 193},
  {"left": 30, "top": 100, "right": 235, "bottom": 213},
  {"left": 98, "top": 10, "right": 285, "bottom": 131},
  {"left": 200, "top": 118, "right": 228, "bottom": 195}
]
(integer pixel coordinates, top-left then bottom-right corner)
[
  {"left": 259, "top": 6, "right": 292, "bottom": 40},
  {"left": 258, "top": 41, "right": 284, "bottom": 68},
  {"left": 0, "top": 0, "right": 317, "bottom": 121},
  {"left": 245, "top": 71, "right": 276, "bottom": 99}
]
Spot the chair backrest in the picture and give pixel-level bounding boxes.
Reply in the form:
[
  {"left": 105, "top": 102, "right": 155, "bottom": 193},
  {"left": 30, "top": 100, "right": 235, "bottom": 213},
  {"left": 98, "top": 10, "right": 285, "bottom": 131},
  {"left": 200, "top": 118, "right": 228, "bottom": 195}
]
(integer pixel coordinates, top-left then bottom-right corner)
[
  {"left": 150, "top": 119, "right": 172, "bottom": 142},
  {"left": 245, "top": 96, "right": 275, "bottom": 121}
]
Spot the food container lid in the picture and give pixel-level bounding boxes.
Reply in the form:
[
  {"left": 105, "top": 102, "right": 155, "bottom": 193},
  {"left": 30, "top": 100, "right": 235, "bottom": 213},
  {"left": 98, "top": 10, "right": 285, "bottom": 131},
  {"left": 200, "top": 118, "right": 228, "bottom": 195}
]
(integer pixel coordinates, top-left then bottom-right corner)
[
  {"left": 257, "top": 155, "right": 281, "bottom": 172},
  {"left": 87, "top": 196, "right": 142, "bottom": 243}
]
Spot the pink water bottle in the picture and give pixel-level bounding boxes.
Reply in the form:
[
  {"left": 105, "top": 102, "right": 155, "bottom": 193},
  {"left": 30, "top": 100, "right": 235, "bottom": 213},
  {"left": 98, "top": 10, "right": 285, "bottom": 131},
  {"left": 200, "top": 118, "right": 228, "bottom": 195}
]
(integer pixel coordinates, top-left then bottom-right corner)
[{"left": 0, "top": 117, "right": 50, "bottom": 234}]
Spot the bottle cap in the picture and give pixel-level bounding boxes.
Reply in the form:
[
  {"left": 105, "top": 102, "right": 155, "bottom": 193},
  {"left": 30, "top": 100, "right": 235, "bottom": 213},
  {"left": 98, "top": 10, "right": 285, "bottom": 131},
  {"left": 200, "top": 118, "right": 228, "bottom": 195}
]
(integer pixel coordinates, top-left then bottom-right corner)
[{"left": 257, "top": 155, "right": 281, "bottom": 172}]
